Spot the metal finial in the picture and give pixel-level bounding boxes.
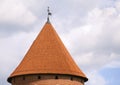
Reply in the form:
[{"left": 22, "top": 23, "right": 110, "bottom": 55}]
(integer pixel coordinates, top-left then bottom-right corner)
[{"left": 47, "top": 7, "right": 52, "bottom": 23}]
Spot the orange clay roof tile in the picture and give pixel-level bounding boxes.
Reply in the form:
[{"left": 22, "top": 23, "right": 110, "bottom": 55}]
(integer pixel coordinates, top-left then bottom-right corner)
[{"left": 8, "top": 22, "right": 88, "bottom": 82}]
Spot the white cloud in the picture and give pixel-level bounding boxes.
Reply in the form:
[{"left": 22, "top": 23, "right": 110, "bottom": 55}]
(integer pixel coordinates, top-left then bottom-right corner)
[
  {"left": 0, "top": 0, "right": 37, "bottom": 25},
  {"left": 75, "top": 52, "right": 120, "bottom": 70},
  {"left": 0, "top": 31, "right": 37, "bottom": 76},
  {"left": 65, "top": 2, "right": 120, "bottom": 69},
  {"left": 86, "top": 71, "right": 106, "bottom": 85},
  {"left": 115, "top": 0, "right": 120, "bottom": 12},
  {"left": 104, "top": 53, "right": 120, "bottom": 68}
]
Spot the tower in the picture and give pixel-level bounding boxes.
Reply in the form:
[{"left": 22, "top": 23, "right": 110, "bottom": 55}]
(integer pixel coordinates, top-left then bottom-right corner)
[{"left": 7, "top": 8, "right": 88, "bottom": 85}]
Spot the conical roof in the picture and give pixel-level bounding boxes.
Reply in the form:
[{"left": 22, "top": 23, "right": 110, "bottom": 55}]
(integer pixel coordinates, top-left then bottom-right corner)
[{"left": 8, "top": 22, "right": 88, "bottom": 82}]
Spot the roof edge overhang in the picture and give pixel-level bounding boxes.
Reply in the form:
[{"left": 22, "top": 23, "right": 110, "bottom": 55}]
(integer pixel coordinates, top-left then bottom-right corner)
[{"left": 7, "top": 73, "right": 88, "bottom": 83}]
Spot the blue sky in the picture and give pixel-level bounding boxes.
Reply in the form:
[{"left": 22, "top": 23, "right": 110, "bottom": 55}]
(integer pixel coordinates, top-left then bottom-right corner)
[
  {"left": 100, "top": 68, "right": 120, "bottom": 85},
  {"left": 0, "top": 0, "right": 120, "bottom": 85}
]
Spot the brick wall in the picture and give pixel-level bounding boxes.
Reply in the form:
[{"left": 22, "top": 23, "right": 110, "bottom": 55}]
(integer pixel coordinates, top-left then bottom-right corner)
[{"left": 11, "top": 74, "right": 84, "bottom": 85}]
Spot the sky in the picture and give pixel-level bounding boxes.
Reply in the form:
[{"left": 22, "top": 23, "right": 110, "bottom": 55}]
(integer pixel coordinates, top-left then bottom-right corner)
[{"left": 0, "top": 0, "right": 120, "bottom": 85}]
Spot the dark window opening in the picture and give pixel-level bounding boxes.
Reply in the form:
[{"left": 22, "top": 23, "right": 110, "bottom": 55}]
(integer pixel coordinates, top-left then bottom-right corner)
[
  {"left": 23, "top": 76, "right": 25, "bottom": 80},
  {"left": 38, "top": 76, "right": 41, "bottom": 79},
  {"left": 55, "top": 76, "right": 58, "bottom": 79},
  {"left": 71, "top": 77, "right": 73, "bottom": 81}
]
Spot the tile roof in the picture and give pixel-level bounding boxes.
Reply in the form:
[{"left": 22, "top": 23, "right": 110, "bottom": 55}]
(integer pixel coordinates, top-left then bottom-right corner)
[{"left": 8, "top": 22, "right": 88, "bottom": 82}]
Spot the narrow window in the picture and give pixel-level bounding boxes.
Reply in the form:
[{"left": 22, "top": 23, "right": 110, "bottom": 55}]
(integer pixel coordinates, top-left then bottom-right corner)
[
  {"left": 71, "top": 77, "right": 73, "bottom": 81},
  {"left": 38, "top": 76, "right": 41, "bottom": 79},
  {"left": 23, "top": 76, "right": 25, "bottom": 80},
  {"left": 55, "top": 76, "right": 58, "bottom": 79}
]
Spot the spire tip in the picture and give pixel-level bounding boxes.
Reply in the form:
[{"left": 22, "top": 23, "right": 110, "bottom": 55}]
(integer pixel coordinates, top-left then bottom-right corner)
[{"left": 47, "top": 7, "right": 52, "bottom": 23}]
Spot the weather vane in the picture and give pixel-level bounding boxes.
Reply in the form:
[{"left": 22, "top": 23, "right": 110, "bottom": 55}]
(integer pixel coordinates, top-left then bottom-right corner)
[{"left": 47, "top": 7, "right": 52, "bottom": 23}]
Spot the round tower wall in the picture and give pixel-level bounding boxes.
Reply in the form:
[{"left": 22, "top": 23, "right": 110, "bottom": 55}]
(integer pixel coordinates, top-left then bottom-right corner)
[{"left": 11, "top": 74, "right": 84, "bottom": 85}]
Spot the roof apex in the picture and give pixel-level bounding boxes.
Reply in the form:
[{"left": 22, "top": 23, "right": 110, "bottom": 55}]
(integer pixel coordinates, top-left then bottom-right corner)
[{"left": 8, "top": 22, "right": 88, "bottom": 82}]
